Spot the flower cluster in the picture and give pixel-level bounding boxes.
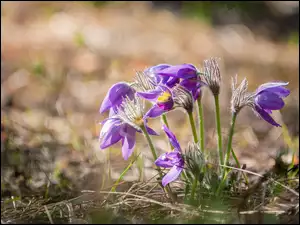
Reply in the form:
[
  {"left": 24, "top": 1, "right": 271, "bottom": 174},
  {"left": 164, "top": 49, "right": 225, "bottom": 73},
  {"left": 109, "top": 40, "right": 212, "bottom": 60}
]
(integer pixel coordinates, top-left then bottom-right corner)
[{"left": 98, "top": 58, "right": 290, "bottom": 188}]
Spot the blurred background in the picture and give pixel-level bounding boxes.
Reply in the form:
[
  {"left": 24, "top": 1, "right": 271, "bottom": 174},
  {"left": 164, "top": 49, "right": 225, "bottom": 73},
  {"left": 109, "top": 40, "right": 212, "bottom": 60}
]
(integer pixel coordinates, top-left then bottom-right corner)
[{"left": 1, "top": 1, "right": 299, "bottom": 203}]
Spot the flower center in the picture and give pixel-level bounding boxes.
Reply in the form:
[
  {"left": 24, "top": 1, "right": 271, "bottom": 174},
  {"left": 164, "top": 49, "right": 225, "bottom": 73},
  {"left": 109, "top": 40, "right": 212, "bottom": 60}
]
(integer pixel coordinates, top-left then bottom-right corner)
[
  {"left": 157, "top": 91, "right": 171, "bottom": 103},
  {"left": 134, "top": 117, "right": 144, "bottom": 126}
]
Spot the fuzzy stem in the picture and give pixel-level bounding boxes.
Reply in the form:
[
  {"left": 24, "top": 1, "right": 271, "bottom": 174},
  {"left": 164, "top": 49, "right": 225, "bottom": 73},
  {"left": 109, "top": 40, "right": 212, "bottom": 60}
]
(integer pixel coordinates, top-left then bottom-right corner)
[
  {"left": 161, "top": 113, "right": 170, "bottom": 128},
  {"left": 188, "top": 111, "right": 199, "bottom": 144},
  {"left": 223, "top": 112, "right": 248, "bottom": 184},
  {"left": 214, "top": 95, "right": 223, "bottom": 172},
  {"left": 190, "top": 174, "right": 198, "bottom": 200},
  {"left": 141, "top": 125, "right": 158, "bottom": 162},
  {"left": 141, "top": 124, "right": 176, "bottom": 202},
  {"left": 224, "top": 112, "right": 237, "bottom": 170},
  {"left": 197, "top": 98, "right": 205, "bottom": 153}
]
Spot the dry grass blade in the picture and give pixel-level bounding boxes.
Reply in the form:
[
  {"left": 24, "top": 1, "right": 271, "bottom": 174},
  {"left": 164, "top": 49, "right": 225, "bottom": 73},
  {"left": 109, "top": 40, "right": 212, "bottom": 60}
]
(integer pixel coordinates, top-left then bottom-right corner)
[
  {"left": 98, "top": 190, "right": 195, "bottom": 214},
  {"left": 44, "top": 205, "right": 54, "bottom": 224},
  {"left": 220, "top": 164, "right": 299, "bottom": 197}
]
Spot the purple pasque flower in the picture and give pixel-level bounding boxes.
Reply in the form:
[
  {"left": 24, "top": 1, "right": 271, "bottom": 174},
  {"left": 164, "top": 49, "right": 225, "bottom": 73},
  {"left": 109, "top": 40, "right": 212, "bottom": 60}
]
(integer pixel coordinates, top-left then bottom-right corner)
[
  {"left": 137, "top": 64, "right": 180, "bottom": 90},
  {"left": 155, "top": 125, "right": 184, "bottom": 187},
  {"left": 99, "top": 82, "right": 136, "bottom": 114},
  {"left": 156, "top": 63, "right": 198, "bottom": 79},
  {"left": 99, "top": 96, "right": 158, "bottom": 160},
  {"left": 157, "top": 63, "right": 206, "bottom": 100},
  {"left": 144, "top": 64, "right": 176, "bottom": 87},
  {"left": 253, "top": 81, "right": 290, "bottom": 127}
]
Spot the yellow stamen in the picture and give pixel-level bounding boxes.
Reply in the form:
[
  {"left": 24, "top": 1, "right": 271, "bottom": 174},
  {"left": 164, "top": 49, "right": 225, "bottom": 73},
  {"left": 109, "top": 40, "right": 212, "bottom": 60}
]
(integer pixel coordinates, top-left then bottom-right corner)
[{"left": 157, "top": 91, "right": 171, "bottom": 103}]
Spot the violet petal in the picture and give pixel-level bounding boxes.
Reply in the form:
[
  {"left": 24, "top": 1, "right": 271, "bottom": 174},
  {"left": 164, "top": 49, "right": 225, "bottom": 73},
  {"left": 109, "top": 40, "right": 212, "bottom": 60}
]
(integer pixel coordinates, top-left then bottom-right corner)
[
  {"left": 256, "top": 82, "right": 289, "bottom": 95},
  {"left": 255, "top": 91, "right": 285, "bottom": 110},
  {"left": 136, "top": 89, "right": 162, "bottom": 101},
  {"left": 121, "top": 128, "right": 136, "bottom": 160},
  {"left": 145, "top": 125, "right": 159, "bottom": 136},
  {"left": 155, "top": 152, "right": 181, "bottom": 168},
  {"left": 145, "top": 105, "right": 167, "bottom": 118},
  {"left": 100, "top": 82, "right": 135, "bottom": 113},
  {"left": 162, "top": 165, "right": 183, "bottom": 187},
  {"left": 255, "top": 105, "right": 281, "bottom": 127},
  {"left": 162, "top": 125, "right": 181, "bottom": 151}
]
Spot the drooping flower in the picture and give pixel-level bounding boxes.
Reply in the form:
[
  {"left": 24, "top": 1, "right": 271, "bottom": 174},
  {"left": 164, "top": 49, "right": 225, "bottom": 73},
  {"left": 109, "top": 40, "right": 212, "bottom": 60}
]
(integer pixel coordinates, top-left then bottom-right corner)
[
  {"left": 253, "top": 82, "right": 290, "bottom": 127},
  {"left": 99, "top": 82, "right": 136, "bottom": 113},
  {"left": 99, "top": 96, "right": 158, "bottom": 160},
  {"left": 155, "top": 125, "right": 184, "bottom": 187}
]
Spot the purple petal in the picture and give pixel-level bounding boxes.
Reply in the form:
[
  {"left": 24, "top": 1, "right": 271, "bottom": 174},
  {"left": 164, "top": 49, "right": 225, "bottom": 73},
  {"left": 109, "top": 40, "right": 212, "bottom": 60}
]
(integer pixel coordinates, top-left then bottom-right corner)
[
  {"left": 121, "top": 129, "right": 136, "bottom": 160},
  {"left": 109, "top": 107, "right": 118, "bottom": 117},
  {"left": 256, "top": 82, "right": 289, "bottom": 95},
  {"left": 157, "top": 64, "right": 198, "bottom": 79},
  {"left": 264, "top": 87, "right": 290, "bottom": 98},
  {"left": 255, "top": 91, "right": 285, "bottom": 110},
  {"left": 100, "top": 131, "right": 122, "bottom": 149},
  {"left": 157, "top": 98, "right": 174, "bottom": 111},
  {"left": 162, "top": 125, "right": 181, "bottom": 151},
  {"left": 254, "top": 105, "right": 281, "bottom": 127},
  {"left": 180, "top": 78, "right": 206, "bottom": 90},
  {"left": 145, "top": 64, "right": 172, "bottom": 73},
  {"left": 161, "top": 75, "right": 170, "bottom": 84},
  {"left": 145, "top": 105, "right": 167, "bottom": 118},
  {"left": 100, "top": 82, "right": 135, "bottom": 113},
  {"left": 136, "top": 89, "right": 162, "bottom": 101},
  {"left": 165, "top": 77, "right": 180, "bottom": 88},
  {"left": 100, "top": 119, "right": 123, "bottom": 149},
  {"left": 155, "top": 152, "right": 182, "bottom": 168},
  {"left": 162, "top": 165, "right": 183, "bottom": 187},
  {"left": 145, "top": 125, "right": 159, "bottom": 136},
  {"left": 156, "top": 88, "right": 174, "bottom": 110}
]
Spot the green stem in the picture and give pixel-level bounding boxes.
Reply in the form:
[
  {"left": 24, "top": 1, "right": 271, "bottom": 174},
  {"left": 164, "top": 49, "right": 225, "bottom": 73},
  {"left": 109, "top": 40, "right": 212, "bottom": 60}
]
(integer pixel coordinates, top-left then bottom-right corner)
[
  {"left": 224, "top": 112, "right": 237, "bottom": 171},
  {"left": 141, "top": 125, "right": 158, "bottom": 162},
  {"left": 188, "top": 111, "right": 199, "bottom": 144},
  {"left": 161, "top": 113, "right": 170, "bottom": 128},
  {"left": 141, "top": 125, "right": 176, "bottom": 202},
  {"left": 190, "top": 174, "right": 198, "bottom": 200},
  {"left": 197, "top": 98, "right": 205, "bottom": 153},
  {"left": 224, "top": 112, "right": 249, "bottom": 185},
  {"left": 214, "top": 95, "right": 224, "bottom": 169},
  {"left": 216, "top": 170, "right": 229, "bottom": 196}
]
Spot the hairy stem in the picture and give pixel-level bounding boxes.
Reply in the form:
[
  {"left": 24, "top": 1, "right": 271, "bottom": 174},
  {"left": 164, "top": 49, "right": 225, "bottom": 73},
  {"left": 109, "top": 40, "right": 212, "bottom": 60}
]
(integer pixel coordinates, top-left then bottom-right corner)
[
  {"left": 223, "top": 112, "right": 248, "bottom": 184},
  {"left": 190, "top": 174, "right": 198, "bottom": 200},
  {"left": 161, "top": 113, "right": 170, "bottom": 128},
  {"left": 188, "top": 111, "right": 199, "bottom": 144},
  {"left": 197, "top": 98, "right": 205, "bottom": 153},
  {"left": 224, "top": 112, "right": 237, "bottom": 170},
  {"left": 214, "top": 95, "right": 223, "bottom": 171}
]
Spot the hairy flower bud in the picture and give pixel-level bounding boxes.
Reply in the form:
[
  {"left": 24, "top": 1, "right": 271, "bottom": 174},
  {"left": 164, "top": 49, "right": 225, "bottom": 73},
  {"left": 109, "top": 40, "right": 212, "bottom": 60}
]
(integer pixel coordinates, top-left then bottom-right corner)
[{"left": 202, "top": 57, "right": 222, "bottom": 96}]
